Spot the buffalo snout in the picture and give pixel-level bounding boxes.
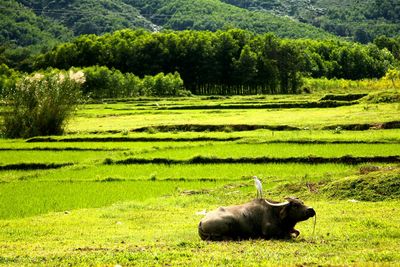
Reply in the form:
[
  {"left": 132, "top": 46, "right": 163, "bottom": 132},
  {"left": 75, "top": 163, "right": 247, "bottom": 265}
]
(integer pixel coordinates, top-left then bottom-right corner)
[{"left": 306, "top": 207, "right": 316, "bottom": 218}]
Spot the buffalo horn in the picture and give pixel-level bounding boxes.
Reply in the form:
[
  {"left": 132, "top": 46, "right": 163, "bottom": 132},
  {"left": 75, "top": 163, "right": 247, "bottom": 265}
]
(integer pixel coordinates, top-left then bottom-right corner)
[{"left": 264, "top": 200, "right": 289, "bottom": 207}]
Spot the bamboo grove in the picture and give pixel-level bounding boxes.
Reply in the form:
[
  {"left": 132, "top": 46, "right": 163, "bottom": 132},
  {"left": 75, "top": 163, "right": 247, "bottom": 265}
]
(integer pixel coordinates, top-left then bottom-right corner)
[{"left": 34, "top": 29, "right": 397, "bottom": 96}]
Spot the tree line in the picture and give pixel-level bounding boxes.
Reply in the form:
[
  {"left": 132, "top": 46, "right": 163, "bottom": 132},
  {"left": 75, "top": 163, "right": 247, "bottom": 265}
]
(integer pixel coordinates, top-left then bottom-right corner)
[
  {"left": 0, "top": 64, "right": 188, "bottom": 98},
  {"left": 33, "top": 29, "right": 397, "bottom": 95}
]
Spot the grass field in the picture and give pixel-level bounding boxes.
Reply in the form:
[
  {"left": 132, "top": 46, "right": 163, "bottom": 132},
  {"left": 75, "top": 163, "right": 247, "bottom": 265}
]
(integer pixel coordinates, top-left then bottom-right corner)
[{"left": 0, "top": 93, "right": 399, "bottom": 266}]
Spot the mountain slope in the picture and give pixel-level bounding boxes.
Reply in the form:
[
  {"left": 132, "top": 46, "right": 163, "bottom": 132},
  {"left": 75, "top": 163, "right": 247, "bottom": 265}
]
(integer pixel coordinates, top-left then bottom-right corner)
[
  {"left": 221, "top": 0, "right": 400, "bottom": 43},
  {"left": 16, "top": 0, "right": 159, "bottom": 35},
  {"left": 0, "top": 0, "right": 72, "bottom": 47},
  {"left": 2, "top": 0, "right": 399, "bottom": 51},
  {"left": 123, "top": 0, "right": 334, "bottom": 39},
  {"left": 1, "top": 0, "right": 334, "bottom": 50}
]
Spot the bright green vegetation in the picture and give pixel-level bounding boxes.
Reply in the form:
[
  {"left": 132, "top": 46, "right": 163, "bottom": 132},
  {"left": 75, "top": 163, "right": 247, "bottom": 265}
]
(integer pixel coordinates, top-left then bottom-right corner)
[
  {"left": 69, "top": 101, "right": 400, "bottom": 133},
  {"left": 322, "top": 167, "right": 400, "bottom": 201},
  {"left": 0, "top": 180, "right": 221, "bottom": 219},
  {"left": 0, "top": 163, "right": 356, "bottom": 183},
  {"left": 132, "top": 143, "right": 400, "bottom": 159},
  {"left": 0, "top": 95, "right": 399, "bottom": 266}
]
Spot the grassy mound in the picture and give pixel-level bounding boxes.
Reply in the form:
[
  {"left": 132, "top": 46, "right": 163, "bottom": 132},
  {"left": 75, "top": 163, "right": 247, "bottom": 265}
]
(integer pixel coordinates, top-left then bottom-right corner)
[
  {"left": 275, "top": 166, "right": 400, "bottom": 201},
  {"left": 363, "top": 90, "right": 400, "bottom": 103},
  {"left": 322, "top": 166, "right": 400, "bottom": 201}
]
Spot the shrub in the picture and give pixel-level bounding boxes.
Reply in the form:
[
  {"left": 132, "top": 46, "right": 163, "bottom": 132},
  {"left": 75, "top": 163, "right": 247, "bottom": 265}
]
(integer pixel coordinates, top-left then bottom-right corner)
[
  {"left": 2, "top": 70, "right": 84, "bottom": 138},
  {"left": 81, "top": 66, "right": 190, "bottom": 98},
  {"left": 0, "top": 63, "right": 20, "bottom": 96}
]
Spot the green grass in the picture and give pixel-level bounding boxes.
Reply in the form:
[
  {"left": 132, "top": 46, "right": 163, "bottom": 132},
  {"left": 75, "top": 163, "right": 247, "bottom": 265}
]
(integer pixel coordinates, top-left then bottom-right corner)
[
  {"left": 0, "top": 180, "right": 221, "bottom": 219},
  {"left": 0, "top": 95, "right": 399, "bottom": 266},
  {"left": 322, "top": 167, "right": 400, "bottom": 201},
  {"left": 0, "top": 196, "right": 399, "bottom": 266},
  {"left": 2, "top": 129, "right": 400, "bottom": 144},
  {"left": 0, "top": 142, "right": 210, "bottom": 165},
  {"left": 0, "top": 162, "right": 358, "bottom": 184},
  {"left": 135, "top": 143, "right": 400, "bottom": 159},
  {"left": 2, "top": 142, "right": 398, "bottom": 165},
  {"left": 69, "top": 102, "right": 400, "bottom": 133},
  {"left": 0, "top": 150, "right": 115, "bottom": 164}
]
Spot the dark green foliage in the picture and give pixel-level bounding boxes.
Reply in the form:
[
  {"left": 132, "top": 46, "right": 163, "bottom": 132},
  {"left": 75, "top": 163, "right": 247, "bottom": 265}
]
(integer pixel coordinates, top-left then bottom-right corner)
[
  {"left": 0, "top": 1, "right": 73, "bottom": 47},
  {"left": 132, "top": 124, "right": 300, "bottom": 132},
  {"left": 0, "top": 64, "right": 20, "bottom": 96},
  {"left": 296, "top": 39, "right": 394, "bottom": 79},
  {"left": 34, "top": 29, "right": 395, "bottom": 95},
  {"left": 320, "top": 94, "right": 368, "bottom": 101},
  {"left": 2, "top": 0, "right": 332, "bottom": 50},
  {"left": 16, "top": 0, "right": 155, "bottom": 36},
  {"left": 2, "top": 71, "right": 83, "bottom": 138},
  {"left": 322, "top": 121, "right": 400, "bottom": 131},
  {"left": 0, "top": 1, "right": 73, "bottom": 71},
  {"left": 112, "top": 155, "right": 400, "bottom": 165},
  {"left": 2, "top": 0, "right": 399, "bottom": 58},
  {"left": 80, "top": 65, "right": 188, "bottom": 98},
  {"left": 32, "top": 30, "right": 307, "bottom": 94},
  {"left": 0, "top": 162, "right": 72, "bottom": 171},
  {"left": 125, "top": 0, "right": 333, "bottom": 39},
  {"left": 223, "top": 0, "right": 400, "bottom": 43},
  {"left": 374, "top": 36, "right": 400, "bottom": 60}
]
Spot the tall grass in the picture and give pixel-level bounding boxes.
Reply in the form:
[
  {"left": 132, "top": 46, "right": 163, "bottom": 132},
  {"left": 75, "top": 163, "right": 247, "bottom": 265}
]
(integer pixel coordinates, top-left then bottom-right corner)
[{"left": 2, "top": 71, "right": 84, "bottom": 138}]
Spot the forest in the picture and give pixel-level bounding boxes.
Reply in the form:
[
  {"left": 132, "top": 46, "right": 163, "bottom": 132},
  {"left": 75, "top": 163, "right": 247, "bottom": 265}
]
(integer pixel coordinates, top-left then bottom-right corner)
[{"left": 31, "top": 29, "right": 398, "bottom": 96}]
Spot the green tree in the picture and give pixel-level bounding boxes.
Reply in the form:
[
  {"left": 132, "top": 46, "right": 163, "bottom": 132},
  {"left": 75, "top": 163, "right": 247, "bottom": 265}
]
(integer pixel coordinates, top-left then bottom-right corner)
[{"left": 233, "top": 45, "right": 258, "bottom": 90}]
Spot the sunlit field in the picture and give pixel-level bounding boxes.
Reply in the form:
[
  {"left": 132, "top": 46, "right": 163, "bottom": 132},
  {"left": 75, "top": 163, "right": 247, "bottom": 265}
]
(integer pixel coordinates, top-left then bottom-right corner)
[{"left": 0, "top": 95, "right": 399, "bottom": 266}]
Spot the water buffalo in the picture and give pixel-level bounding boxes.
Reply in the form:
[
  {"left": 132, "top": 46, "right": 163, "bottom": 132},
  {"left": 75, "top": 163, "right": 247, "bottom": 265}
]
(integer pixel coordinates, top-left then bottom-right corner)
[{"left": 198, "top": 197, "right": 315, "bottom": 241}]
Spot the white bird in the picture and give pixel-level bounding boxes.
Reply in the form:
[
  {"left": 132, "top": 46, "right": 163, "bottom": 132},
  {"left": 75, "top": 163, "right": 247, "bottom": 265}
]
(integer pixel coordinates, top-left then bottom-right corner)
[{"left": 253, "top": 176, "right": 263, "bottom": 199}]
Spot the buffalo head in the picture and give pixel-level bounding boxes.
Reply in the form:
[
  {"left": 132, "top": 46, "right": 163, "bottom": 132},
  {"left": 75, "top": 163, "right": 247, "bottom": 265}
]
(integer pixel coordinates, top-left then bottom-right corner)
[{"left": 273, "top": 197, "right": 315, "bottom": 238}]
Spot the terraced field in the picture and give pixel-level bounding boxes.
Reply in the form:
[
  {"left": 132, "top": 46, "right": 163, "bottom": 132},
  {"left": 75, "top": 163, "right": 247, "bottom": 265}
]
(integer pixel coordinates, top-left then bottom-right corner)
[{"left": 0, "top": 95, "right": 399, "bottom": 266}]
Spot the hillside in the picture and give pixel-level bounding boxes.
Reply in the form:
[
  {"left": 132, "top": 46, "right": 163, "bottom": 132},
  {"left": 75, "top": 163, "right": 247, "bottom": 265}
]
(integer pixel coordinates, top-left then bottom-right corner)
[
  {"left": 0, "top": 1, "right": 73, "bottom": 47},
  {"left": 123, "top": 0, "right": 333, "bottom": 39},
  {"left": 222, "top": 0, "right": 400, "bottom": 43},
  {"left": 16, "top": 0, "right": 159, "bottom": 35},
  {"left": 1, "top": 0, "right": 333, "bottom": 50},
  {"left": 3, "top": 0, "right": 400, "bottom": 49},
  {"left": 1, "top": 0, "right": 399, "bottom": 49},
  {"left": 1, "top": 0, "right": 399, "bottom": 71}
]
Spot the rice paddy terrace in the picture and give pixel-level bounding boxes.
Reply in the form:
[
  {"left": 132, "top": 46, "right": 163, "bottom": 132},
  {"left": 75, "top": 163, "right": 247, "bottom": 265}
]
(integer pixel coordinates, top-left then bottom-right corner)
[{"left": 0, "top": 94, "right": 399, "bottom": 266}]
